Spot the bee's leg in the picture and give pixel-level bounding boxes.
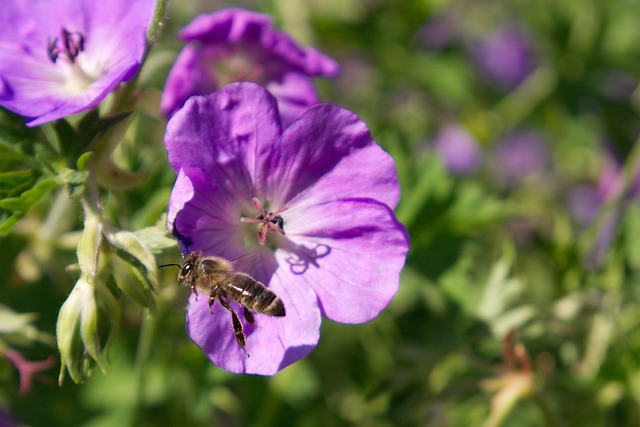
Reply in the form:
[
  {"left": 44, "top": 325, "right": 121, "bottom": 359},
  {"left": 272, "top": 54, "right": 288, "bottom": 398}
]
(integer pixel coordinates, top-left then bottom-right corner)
[
  {"left": 243, "top": 307, "right": 255, "bottom": 324},
  {"left": 219, "top": 297, "right": 249, "bottom": 357},
  {"left": 208, "top": 293, "right": 216, "bottom": 314},
  {"left": 191, "top": 285, "right": 199, "bottom": 301}
]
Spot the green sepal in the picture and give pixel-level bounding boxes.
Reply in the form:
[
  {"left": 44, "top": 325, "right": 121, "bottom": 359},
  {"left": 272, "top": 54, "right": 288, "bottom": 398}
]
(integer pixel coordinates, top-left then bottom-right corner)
[
  {"left": 77, "top": 210, "right": 103, "bottom": 280},
  {"left": 110, "top": 253, "right": 156, "bottom": 309}
]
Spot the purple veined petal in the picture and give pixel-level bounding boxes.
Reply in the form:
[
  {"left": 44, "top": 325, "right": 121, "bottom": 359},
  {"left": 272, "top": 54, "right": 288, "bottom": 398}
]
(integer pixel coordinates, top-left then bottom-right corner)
[
  {"left": 165, "top": 83, "right": 283, "bottom": 201},
  {"left": 265, "top": 103, "right": 401, "bottom": 210},
  {"left": 179, "top": 8, "right": 273, "bottom": 44},
  {"left": 265, "top": 72, "right": 320, "bottom": 129},
  {"left": 185, "top": 248, "right": 321, "bottom": 375},
  {"left": 160, "top": 45, "right": 218, "bottom": 118},
  {"left": 280, "top": 198, "right": 409, "bottom": 323},
  {"left": 172, "top": 165, "right": 246, "bottom": 258},
  {"left": 178, "top": 8, "right": 338, "bottom": 77}
]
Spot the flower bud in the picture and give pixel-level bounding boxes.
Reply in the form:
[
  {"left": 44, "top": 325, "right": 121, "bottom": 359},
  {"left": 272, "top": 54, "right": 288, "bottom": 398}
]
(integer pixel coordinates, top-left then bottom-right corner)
[
  {"left": 110, "top": 253, "right": 156, "bottom": 309},
  {"left": 56, "top": 277, "right": 121, "bottom": 384}
]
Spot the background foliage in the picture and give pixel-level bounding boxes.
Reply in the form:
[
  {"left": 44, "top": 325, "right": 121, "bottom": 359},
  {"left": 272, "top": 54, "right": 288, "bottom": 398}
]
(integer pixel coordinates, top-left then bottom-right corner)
[{"left": 3, "top": 0, "right": 640, "bottom": 425}]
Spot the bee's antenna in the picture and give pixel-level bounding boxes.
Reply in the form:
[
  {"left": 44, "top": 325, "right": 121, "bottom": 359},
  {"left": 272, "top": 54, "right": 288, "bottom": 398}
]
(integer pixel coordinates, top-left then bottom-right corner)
[{"left": 158, "top": 263, "right": 181, "bottom": 269}]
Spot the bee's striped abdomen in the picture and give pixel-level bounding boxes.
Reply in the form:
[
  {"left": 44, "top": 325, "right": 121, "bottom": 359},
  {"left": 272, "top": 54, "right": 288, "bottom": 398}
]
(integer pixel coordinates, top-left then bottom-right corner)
[{"left": 228, "top": 273, "right": 286, "bottom": 317}]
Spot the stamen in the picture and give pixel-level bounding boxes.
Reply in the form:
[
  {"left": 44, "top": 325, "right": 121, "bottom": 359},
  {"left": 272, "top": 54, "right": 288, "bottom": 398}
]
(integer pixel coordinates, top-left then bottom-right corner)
[
  {"left": 240, "top": 197, "right": 287, "bottom": 246},
  {"left": 47, "top": 28, "right": 85, "bottom": 64}
]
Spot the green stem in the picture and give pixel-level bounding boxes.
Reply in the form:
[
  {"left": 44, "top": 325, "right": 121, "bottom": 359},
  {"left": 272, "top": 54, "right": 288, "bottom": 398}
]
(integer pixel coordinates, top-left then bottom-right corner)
[
  {"left": 147, "top": 0, "right": 169, "bottom": 48},
  {"left": 132, "top": 309, "right": 158, "bottom": 421}
]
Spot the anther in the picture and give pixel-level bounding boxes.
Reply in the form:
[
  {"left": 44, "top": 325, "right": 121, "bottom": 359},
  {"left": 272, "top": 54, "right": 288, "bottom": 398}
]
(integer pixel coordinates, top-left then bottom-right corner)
[{"left": 47, "top": 28, "right": 85, "bottom": 64}]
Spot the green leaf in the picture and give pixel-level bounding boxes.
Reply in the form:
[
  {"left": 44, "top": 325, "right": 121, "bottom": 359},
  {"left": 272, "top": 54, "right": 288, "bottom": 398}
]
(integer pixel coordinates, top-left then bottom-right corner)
[
  {"left": 53, "top": 117, "right": 78, "bottom": 156},
  {"left": 0, "top": 139, "right": 32, "bottom": 163},
  {"left": 0, "top": 177, "right": 56, "bottom": 211},
  {"left": 0, "top": 170, "right": 38, "bottom": 198},
  {"left": 0, "top": 177, "right": 57, "bottom": 235}
]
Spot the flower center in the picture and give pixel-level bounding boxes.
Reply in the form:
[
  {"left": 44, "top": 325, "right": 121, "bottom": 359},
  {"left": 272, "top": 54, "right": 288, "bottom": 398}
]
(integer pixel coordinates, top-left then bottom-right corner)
[
  {"left": 46, "top": 28, "right": 99, "bottom": 94},
  {"left": 212, "top": 51, "right": 266, "bottom": 87},
  {"left": 240, "top": 197, "right": 286, "bottom": 246},
  {"left": 48, "top": 28, "right": 85, "bottom": 64}
]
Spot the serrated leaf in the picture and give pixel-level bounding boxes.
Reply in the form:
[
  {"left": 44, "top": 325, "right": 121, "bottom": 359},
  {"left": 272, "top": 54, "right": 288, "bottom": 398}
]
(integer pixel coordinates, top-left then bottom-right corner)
[{"left": 110, "top": 254, "right": 156, "bottom": 309}]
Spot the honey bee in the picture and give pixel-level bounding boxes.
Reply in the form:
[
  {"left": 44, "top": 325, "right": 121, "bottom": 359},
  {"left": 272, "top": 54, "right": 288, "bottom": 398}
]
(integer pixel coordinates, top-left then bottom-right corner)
[{"left": 170, "top": 252, "right": 286, "bottom": 356}]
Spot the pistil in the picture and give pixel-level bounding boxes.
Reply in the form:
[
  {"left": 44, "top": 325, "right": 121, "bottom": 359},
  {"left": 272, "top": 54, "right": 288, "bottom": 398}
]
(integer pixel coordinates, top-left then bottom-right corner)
[{"left": 240, "top": 197, "right": 286, "bottom": 246}]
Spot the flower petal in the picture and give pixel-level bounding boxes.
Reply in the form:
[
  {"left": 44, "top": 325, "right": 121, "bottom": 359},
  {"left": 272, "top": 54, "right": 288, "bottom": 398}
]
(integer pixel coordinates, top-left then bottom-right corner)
[
  {"left": 178, "top": 8, "right": 338, "bottom": 77},
  {"left": 165, "top": 83, "right": 283, "bottom": 200},
  {"left": 266, "top": 72, "right": 320, "bottom": 129},
  {"left": 265, "top": 104, "right": 401, "bottom": 209},
  {"left": 160, "top": 45, "right": 217, "bottom": 118},
  {"left": 172, "top": 165, "right": 246, "bottom": 258},
  {"left": 281, "top": 198, "right": 409, "bottom": 323},
  {"left": 185, "top": 250, "right": 321, "bottom": 375}
]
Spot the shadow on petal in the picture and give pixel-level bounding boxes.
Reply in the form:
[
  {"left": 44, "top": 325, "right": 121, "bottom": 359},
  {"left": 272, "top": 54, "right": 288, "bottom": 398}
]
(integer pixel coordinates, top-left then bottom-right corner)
[{"left": 279, "top": 238, "right": 332, "bottom": 275}]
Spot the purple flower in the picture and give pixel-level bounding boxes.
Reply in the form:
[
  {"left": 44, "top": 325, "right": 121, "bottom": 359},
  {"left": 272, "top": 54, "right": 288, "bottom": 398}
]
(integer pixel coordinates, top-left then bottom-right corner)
[
  {"left": 161, "top": 8, "right": 339, "bottom": 128},
  {"left": 0, "top": 0, "right": 155, "bottom": 126},
  {"left": 472, "top": 25, "right": 535, "bottom": 90},
  {"left": 166, "top": 82, "right": 408, "bottom": 374},
  {"left": 490, "top": 130, "right": 550, "bottom": 186},
  {"left": 417, "top": 14, "right": 457, "bottom": 51},
  {"left": 432, "top": 125, "right": 481, "bottom": 175}
]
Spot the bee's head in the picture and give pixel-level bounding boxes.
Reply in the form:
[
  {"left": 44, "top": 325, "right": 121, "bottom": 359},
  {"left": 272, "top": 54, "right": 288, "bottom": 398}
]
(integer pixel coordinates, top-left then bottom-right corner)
[{"left": 178, "top": 252, "right": 199, "bottom": 287}]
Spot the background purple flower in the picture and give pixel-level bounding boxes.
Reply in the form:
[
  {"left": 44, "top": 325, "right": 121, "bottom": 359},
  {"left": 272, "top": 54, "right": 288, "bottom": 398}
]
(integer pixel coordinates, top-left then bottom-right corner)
[
  {"left": 490, "top": 130, "right": 550, "bottom": 186},
  {"left": 165, "top": 82, "right": 408, "bottom": 375},
  {"left": 0, "top": 0, "right": 155, "bottom": 126},
  {"left": 160, "top": 8, "right": 339, "bottom": 128},
  {"left": 471, "top": 25, "right": 536, "bottom": 90},
  {"left": 432, "top": 124, "right": 482, "bottom": 175}
]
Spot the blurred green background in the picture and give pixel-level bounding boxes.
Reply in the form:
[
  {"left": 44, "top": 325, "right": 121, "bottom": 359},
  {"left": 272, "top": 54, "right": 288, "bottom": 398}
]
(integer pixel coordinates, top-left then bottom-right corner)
[{"left": 4, "top": 0, "right": 640, "bottom": 425}]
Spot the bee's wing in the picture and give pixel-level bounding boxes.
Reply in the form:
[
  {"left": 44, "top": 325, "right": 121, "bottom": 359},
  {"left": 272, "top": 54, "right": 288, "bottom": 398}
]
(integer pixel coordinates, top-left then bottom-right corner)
[{"left": 227, "top": 250, "right": 261, "bottom": 270}]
